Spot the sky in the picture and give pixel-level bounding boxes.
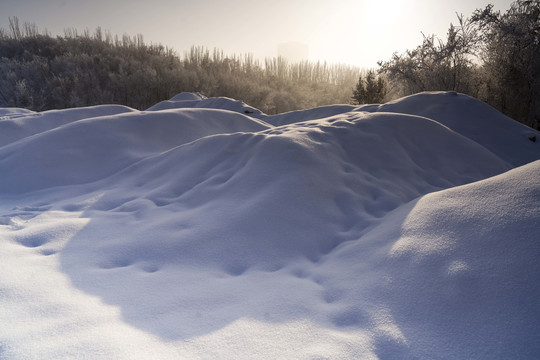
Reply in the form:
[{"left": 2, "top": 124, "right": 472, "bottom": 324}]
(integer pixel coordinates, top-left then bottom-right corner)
[{"left": 1, "top": 0, "right": 514, "bottom": 68}]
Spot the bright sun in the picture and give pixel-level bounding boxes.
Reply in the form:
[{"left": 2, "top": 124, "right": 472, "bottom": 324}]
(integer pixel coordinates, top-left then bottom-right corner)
[
  {"left": 364, "top": 0, "right": 404, "bottom": 26},
  {"left": 308, "top": 0, "right": 405, "bottom": 67}
]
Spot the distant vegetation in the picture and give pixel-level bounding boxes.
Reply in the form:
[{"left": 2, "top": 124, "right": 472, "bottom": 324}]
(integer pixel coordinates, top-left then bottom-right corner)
[
  {"left": 1, "top": 0, "right": 538, "bottom": 129},
  {"left": 350, "top": 69, "right": 387, "bottom": 105},
  {"left": 0, "top": 18, "right": 359, "bottom": 114},
  {"left": 378, "top": 0, "right": 540, "bottom": 129}
]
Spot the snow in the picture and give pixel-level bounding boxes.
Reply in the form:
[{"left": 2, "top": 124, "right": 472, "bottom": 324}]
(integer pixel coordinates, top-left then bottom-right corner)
[
  {"left": 262, "top": 104, "right": 361, "bottom": 126},
  {"left": 0, "top": 107, "right": 269, "bottom": 193},
  {"left": 361, "top": 91, "right": 540, "bottom": 166},
  {"left": 146, "top": 94, "right": 264, "bottom": 118},
  {"left": 0, "top": 105, "right": 136, "bottom": 147},
  {"left": 0, "top": 91, "right": 539, "bottom": 359}
]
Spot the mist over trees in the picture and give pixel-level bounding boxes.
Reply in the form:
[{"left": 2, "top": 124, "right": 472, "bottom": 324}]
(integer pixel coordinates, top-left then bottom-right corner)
[
  {"left": 1, "top": 0, "right": 538, "bottom": 129},
  {"left": 379, "top": 0, "right": 540, "bottom": 129},
  {"left": 0, "top": 17, "right": 358, "bottom": 114}
]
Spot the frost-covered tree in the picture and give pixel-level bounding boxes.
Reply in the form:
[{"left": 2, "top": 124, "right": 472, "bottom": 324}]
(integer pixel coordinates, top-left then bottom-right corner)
[
  {"left": 0, "top": 19, "right": 360, "bottom": 113},
  {"left": 378, "top": 14, "right": 479, "bottom": 95},
  {"left": 471, "top": 0, "right": 540, "bottom": 129},
  {"left": 376, "top": 1, "right": 539, "bottom": 129}
]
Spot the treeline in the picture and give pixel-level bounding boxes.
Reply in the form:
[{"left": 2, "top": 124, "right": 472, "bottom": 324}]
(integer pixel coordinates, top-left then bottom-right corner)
[
  {"left": 3, "top": 0, "right": 538, "bottom": 128},
  {"left": 0, "top": 17, "right": 359, "bottom": 114},
  {"left": 378, "top": 0, "right": 540, "bottom": 129}
]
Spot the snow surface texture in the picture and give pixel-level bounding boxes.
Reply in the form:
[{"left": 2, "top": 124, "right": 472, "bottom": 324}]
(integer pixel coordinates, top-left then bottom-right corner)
[{"left": 0, "top": 92, "right": 539, "bottom": 359}]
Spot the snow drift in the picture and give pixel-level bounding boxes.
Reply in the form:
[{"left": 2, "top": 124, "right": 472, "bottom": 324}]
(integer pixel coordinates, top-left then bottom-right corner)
[{"left": 0, "top": 92, "right": 538, "bottom": 359}]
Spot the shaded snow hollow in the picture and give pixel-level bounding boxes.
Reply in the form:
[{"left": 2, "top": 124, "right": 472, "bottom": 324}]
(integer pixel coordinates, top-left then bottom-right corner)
[{"left": 0, "top": 92, "right": 539, "bottom": 359}]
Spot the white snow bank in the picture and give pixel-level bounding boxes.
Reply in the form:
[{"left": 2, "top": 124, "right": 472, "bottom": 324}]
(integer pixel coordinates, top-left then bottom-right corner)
[
  {"left": 0, "top": 105, "right": 136, "bottom": 147},
  {"left": 0, "top": 107, "right": 35, "bottom": 117},
  {"left": 54, "top": 112, "right": 509, "bottom": 275},
  {"left": 147, "top": 93, "right": 264, "bottom": 118},
  {"left": 0, "top": 108, "right": 270, "bottom": 193},
  {"left": 151, "top": 91, "right": 540, "bottom": 167},
  {"left": 169, "top": 92, "right": 207, "bottom": 101},
  {"left": 366, "top": 91, "right": 540, "bottom": 166},
  {"left": 0, "top": 92, "right": 539, "bottom": 359},
  {"left": 262, "top": 104, "right": 360, "bottom": 126},
  {"left": 320, "top": 159, "right": 540, "bottom": 359}
]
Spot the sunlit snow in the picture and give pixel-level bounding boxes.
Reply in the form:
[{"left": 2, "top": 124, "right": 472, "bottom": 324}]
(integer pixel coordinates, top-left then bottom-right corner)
[{"left": 0, "top": 92, "right": 539, "bottom": 359}]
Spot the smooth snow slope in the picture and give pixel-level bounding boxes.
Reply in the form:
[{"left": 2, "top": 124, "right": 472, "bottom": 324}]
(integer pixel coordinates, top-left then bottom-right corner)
[
  {"left": 0, "top": 108, "right": 269, "bottom": 193},
  {"left": 362, "top": 92, "right": 540, "bottom": 167},
  {"left": 146, "top": 93, "right": 264, "bottom": 118},
  {"left": 0, "top": 92, "right": 539, "bottom": 359},
  {"left": 318, "top": 159, "right": 540, "bottom": 359}
]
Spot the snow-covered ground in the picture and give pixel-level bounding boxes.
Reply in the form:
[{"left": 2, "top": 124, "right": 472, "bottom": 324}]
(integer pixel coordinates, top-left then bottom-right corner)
[{"left": 0, "top": 92, "right": 539, "bottom": 359}]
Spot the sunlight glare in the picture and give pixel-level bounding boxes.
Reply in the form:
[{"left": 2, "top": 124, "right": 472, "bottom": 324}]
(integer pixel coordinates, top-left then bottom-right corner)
[
  {"left": 308, "top": 0, "right": 405, "bottom": 67},
  {"left": 364, "top": 0, "right": 404, "bottom": 26}
]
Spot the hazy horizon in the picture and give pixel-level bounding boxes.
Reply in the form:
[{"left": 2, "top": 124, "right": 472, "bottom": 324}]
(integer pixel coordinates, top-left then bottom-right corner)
[{"left": 1, "top": 0, "right": 515, "bottom": 68}]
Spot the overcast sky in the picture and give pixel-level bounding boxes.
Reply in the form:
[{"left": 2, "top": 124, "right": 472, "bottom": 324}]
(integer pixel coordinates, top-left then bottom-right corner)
[{"left": 1, "top": 0, "right": 514, "bottom": 68}]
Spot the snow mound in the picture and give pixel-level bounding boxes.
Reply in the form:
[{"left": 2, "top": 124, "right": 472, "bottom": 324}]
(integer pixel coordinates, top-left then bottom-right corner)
[
  {"left": 147, "top": 93, "right": 264, "bottom": 118},
  {"left": 0, "top": 108, "right": 270, "bottom": 193},
  {"left": 0, "top": 105, "right": 136, "bottom": 147},
  {"left": 385, "top": 160, "right": 540, "bottom": 359},
  {"left": 321, "top": 159, "right": 540, "bottom": 359},
  {"left": 169, "top": 92, "right": 207, "bottom": 101},
  {"left": 0, "top": 92, "right": 539, "bottom": 359},
  {"left": 364, "top": 91, "right": 540, "bottom": 166},
  {"left": 0, "top": 107, "right": 35, "bottom": 118},
  {"left": 59, "top": 112, "right": 509, "bottom": 273},
  {"left": 262, "top": 104, "right": 360, "bottom": 126}
]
